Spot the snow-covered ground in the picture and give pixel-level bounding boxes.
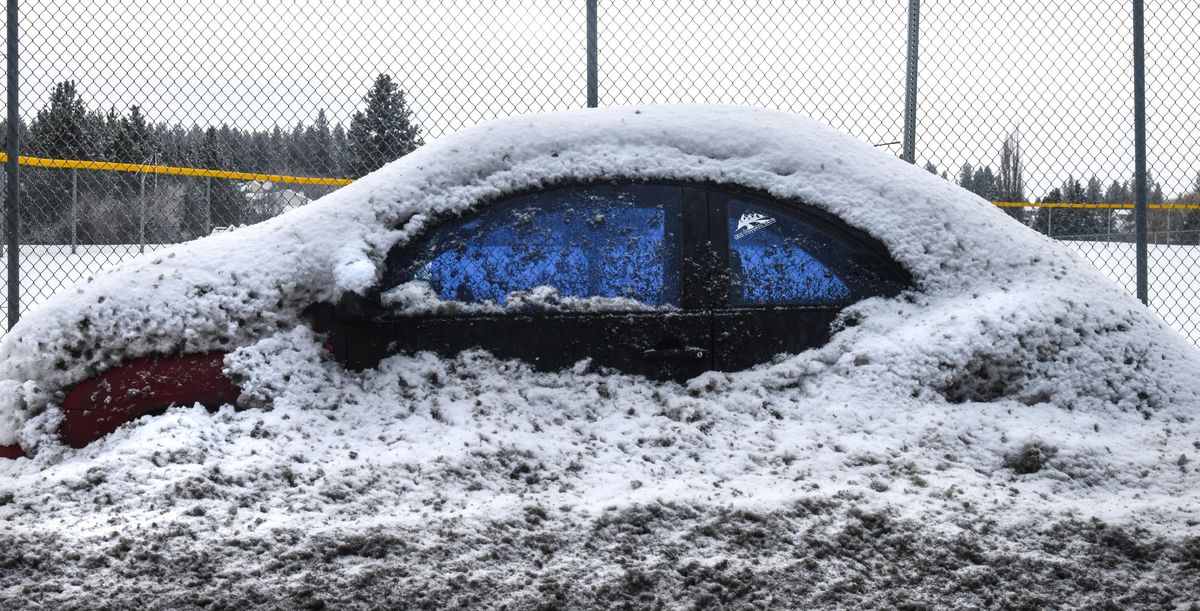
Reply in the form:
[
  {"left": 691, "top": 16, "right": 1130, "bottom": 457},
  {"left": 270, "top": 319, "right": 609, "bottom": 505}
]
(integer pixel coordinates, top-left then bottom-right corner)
[
  {"left": 1, "top": 106, "right": 1198, "bottom": 608},
  {"left": 0, "top": 243, "right": 164, "bottom": 334},
  {"left": 1064, "top": 239, "right": 1200, "bottom": 344}
]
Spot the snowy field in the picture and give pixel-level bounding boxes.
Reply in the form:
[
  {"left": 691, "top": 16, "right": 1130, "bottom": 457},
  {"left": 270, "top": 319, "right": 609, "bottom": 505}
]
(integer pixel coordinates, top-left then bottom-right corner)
[
  {"left": 0, "top": 243, "right": 166, "bottom": 334},
  {"left": 1065, "top": 239, "right": 1200, "bottom": 344},
  {"left": 3, "top": 238, "right": 1199, "bottom": 344}
]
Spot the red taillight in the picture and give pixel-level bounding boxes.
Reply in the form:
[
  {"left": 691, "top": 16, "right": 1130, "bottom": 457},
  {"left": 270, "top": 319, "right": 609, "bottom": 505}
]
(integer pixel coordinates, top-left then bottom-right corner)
[{"left": 59, "top": 352, "right": 241, "bottom": 448}]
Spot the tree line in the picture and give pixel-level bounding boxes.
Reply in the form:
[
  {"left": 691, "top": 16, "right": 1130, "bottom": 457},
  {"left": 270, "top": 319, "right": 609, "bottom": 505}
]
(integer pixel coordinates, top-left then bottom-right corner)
[
  {"left": 926, "top": 130, "right": 1200, "bottom": 243},
  {"left": 7, "top": 74, "right": 422, "bottom": 244},
  {"left": 7, "top": 81, "right": 1200, "bottom": 246}
]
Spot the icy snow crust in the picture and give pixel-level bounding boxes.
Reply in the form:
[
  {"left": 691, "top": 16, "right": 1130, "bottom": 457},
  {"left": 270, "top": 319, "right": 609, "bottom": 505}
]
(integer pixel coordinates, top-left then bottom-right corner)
[{"left": 2, "top": 106, "right": 1199, "bottom": 607}]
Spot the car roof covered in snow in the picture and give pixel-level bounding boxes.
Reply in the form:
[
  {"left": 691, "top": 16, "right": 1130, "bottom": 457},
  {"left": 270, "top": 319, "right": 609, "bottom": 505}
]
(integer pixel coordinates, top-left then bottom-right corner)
[{"left": 1, "top": 104, "right": 1198, "bottom": 444}]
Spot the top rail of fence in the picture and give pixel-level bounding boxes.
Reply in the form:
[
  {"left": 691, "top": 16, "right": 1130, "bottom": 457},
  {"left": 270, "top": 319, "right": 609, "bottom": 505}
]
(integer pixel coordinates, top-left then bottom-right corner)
[
  {"left": 4, "top": 153, "right": 1198, "bottom": 212},
  {"left": 0, "top": 153, "right": 353, "bottom": 187}
]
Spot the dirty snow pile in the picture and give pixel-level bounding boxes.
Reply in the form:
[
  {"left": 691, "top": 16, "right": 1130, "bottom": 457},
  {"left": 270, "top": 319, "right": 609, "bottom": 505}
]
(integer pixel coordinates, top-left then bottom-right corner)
[{"left": 1, "top": 105, "right": 1199, "bottom": 608}]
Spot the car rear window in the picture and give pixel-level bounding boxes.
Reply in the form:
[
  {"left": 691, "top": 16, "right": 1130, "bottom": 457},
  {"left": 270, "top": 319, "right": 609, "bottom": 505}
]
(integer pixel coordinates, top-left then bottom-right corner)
[
  {"left": 384, "top": 184, "right": 683, "bottom": 307},
  {"left": 727, "top": 199, "right": 876, "bottom": 306}
]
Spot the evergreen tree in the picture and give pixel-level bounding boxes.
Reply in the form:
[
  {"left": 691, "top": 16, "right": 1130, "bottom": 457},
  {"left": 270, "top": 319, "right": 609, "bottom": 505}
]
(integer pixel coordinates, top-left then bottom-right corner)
[
  {"left": 107, "top": 105, "right": 157, "bottom": 201},
  {"left": 1104, "top": 180, "right": 1130, "bottom": 204},
  {"left": 27, "top": 80, "right": 92, "bottom": 159},
  {"left": 301, "top": 109, "right": 334, "bottom": 176},
  {"left": 1085, "top": 176, "right": 1102, "bottom": 204},
  {"left": 330, "top": 124, "right": 349, "bottom": 177},
  {"left": 287, "top": 121, "right": 306, "bottom": 174},
  {"left": 1032, "top": 187, "right": 1064, "bottom": 236},
  {"left": 1061, "top": 176, "right": 1085, "bottom": 203},
  {"left": 347, "top": 74, "right": 423, "bottom": 177},
  {"left": 1177, "top": 172, "right": 1200, "bottom": 244},
  {"left": 971, "top": 166, "right": 997, "bottom": 201},
  {"left": 201, "top": 126, "right": 246, "bottom": 229},
  {"left": 108, "top": 105, "right": 155, "bottom": 163},
  {"left": 957, "top": 162, "right": 975, "bottom": 193},
  {"left": 25, "top": 81, "right": 95, "bottom": 240}
]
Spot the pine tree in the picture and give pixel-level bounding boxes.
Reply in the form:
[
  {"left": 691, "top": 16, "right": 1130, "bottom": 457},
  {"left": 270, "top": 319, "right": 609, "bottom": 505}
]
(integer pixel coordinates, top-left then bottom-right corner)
[
  {"left": 107, "top": 105, "right": 156, "bottom": 202},
  {"left": 1085, "top": 177, "right": 1102, "bottom": 203},
  {"left": 1032, "top": 187, "right": 1065, "bottom": 236},
  {"left": 108, "top": 105, "right": 155, "bottom": 163},
  {"left": 330, "top": 124, "right": 348, "bottom": 177},
  {"left": 201, "top": 126, "right": 245, "bottom": 229},
  {"left": 347, "top": 74, "right": 423, "bottom": 177},
  {"left": 1178, "top": 172, "right": 1200, "bottom": 244},
  {"left": 25, "top": 81, "right": 95, "bottom": 241},
  {"left": 972, "top": 166, "right": 997, "bottom": 201},
  {"left": 28, "top": 80, "right": 92, "bottom": 159},
  {"left": 287, "top": 121, "right": 306, "bottom": 174},
  {"left": 301, "top": 109, "right": 334, "bottom": 176},
  {"left": 1104, "top": 180, "right": 1130, "bottom": 204},
  {"left": 957, "top": 162, "right": 975, "bottom": 193}
]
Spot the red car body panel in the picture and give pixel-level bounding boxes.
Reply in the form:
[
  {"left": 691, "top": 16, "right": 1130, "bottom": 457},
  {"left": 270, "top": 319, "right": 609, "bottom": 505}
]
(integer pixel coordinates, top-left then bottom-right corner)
[{"left": 58, "top": 352, "right": 240, "bottom": 449}]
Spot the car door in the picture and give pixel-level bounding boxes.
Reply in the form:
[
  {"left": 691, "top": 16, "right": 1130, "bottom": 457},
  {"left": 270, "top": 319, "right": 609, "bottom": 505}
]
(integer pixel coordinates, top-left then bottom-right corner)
[
  {"left": 332, "top": 183, "right": 714, "bottom": 381},
  {"left": 706, "top": 188, "right": 909, "bottom": 371}
]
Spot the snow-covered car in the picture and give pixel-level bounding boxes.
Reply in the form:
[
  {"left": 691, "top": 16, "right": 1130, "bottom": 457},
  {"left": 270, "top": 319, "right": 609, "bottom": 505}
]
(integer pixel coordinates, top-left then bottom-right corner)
[{"left": 0, "top": 105, "right": 1196, "bottom": 458}]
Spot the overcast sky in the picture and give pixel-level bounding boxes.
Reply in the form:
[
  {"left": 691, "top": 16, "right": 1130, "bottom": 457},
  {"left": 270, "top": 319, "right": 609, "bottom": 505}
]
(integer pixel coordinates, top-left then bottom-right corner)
[{"left": 5, "top": 0, "right": 1198, "bottom": 197}]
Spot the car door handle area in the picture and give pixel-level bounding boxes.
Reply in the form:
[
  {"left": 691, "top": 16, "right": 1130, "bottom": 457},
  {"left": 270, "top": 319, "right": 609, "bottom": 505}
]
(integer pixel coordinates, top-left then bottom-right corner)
[{"left": 643, "top": 346, "right": 709, "bottom": 361}]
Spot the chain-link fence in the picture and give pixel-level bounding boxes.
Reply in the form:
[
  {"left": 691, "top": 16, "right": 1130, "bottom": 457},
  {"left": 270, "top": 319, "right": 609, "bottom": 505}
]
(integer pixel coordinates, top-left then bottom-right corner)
[{"left": 2, "top": 0, "right": 1198, "bottom": 344}]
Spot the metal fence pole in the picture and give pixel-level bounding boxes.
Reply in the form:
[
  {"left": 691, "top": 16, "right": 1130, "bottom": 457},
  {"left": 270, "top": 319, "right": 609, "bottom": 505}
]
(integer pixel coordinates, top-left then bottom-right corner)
[
  {"left": 5, "top": 0, "right": 19, "bottom": 330},
  {"left": 70, "top": 168, "right": 77, "bottom": 253},
  {"left": 138, "top": 171, "right": 146, "bottom": 253},
  {"left": 1133, "top": 0, "right": 1148, "bottom": 304},
  {"left": 586, "top": 0, "right": 598, "bottom": 108},
  {"left": 204, "top": 177, "right": 211, "bottom": 235},
  {"left": 901, "top": 0, "right": 920, "bottom": 164}
]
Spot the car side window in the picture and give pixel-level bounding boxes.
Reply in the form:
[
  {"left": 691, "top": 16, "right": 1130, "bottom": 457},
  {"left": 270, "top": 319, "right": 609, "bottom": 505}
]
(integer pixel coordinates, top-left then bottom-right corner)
[
  {"left": 383, "top": 184, "right": 683, "bottom": 308},
  {"left": 726, "top": 198, "right": 896, "bottom": 306}
]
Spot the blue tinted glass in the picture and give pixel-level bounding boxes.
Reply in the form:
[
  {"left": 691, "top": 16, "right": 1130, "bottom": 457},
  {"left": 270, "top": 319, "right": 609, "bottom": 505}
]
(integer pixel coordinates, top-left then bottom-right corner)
[
  {"left": 728, "top": 200, "right": 851, "bottom": 305},
  {"left": 388, "top": 185, "right": 682, "bottom": 306}
]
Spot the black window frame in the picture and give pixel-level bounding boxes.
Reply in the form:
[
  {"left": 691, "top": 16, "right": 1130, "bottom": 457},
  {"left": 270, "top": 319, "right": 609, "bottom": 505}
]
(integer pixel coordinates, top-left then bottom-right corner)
[
  {"left": 378, "top": 179, "right": 907, "bottom": 315},
  {"left": 704, "top": 185, "right": 911, "bottom": 310},
  {"left": 378, "top": 182, "right": 691, "bottom": 314},
  {"left": 320, "top": 179, "right": 910, "bottom": 377}
]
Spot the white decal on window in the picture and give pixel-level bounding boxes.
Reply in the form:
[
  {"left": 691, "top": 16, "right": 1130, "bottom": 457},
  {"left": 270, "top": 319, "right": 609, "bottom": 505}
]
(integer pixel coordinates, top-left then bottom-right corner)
[{"left": 734, "top": 211, "right": 776, "bottom": 240}]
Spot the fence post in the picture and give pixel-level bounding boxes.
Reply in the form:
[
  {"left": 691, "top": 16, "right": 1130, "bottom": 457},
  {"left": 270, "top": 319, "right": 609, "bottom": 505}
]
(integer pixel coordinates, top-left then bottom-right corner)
[
  {"left": 901, "top": 0, "right": 920, "bottom": 164},
  {"left": 70, "top": 168, "right": 77, "bottom": 254},
  {"left": 586, "top": 0, "right": 598, "bottom": 108},
  {"left": 204, "top": 177, "right": 211, "bottom": 235},
  {"left": 1133, "top": 0, "right": 1148, "bottom": 304},
  {"left": 139, "top": 171, "right": 146, "bottom": 253},
  {"left": 5, "top": 0, "right": 20, "bottom": 330}
]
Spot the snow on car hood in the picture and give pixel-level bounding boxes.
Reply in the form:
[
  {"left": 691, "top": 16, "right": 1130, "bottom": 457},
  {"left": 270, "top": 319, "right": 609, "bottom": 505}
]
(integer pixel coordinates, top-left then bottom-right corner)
[{"left": 3, "top": 105, "right": 1199, "bottom": 604}]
